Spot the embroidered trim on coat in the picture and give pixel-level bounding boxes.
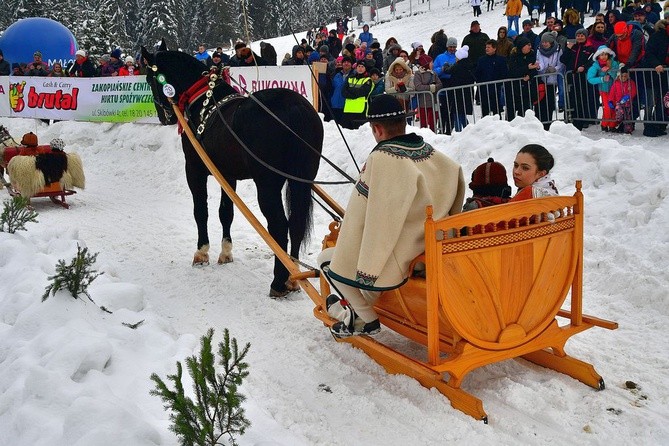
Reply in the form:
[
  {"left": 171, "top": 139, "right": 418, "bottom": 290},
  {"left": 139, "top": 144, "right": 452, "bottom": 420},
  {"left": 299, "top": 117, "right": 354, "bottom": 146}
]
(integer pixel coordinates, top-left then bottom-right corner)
[
  {"left": 374, "top": 142, "right": 434, "bottom": 161},
  {"left": 355, "top": 179, "right": 369, "bottom": 197},
  {"left": 355, "top": 270, "right": 378, "bottom": 287}
]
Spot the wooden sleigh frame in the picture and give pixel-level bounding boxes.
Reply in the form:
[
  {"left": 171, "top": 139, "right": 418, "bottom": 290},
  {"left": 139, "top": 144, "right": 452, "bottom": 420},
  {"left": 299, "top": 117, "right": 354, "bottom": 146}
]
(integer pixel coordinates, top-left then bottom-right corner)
[
  {"left": 5, "top": 181, "right": 76, "bottom": 209},
  {"left": 318, "top": 182, "right": 618, "bottom": 422},
  {"left": 171, "top": 102, "right": 617, "bottom": 423}
]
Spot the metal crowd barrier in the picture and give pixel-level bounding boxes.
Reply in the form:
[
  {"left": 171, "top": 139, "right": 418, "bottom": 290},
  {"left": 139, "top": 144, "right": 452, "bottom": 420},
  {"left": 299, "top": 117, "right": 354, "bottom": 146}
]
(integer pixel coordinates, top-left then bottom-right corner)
[
  {"left": 389, "top": 68, "right": 669, "bottom": 135},
  {"left": 388, "top": 90, "right": 440, "bottom": 132},
  {"left": 433, "top": 73, "right": 567, "bottom": 133},
  {"left": 564, "top": 67, "right": 669, "bottom": 131}
]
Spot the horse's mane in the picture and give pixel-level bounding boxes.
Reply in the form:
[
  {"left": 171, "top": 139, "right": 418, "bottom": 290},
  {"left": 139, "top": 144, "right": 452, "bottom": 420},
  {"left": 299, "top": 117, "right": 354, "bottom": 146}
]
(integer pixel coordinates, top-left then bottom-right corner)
[
  {"left": 154, "top": 51, "right": 236, "bottom": 98},
  {"left": 154, "top": 51, "right": 207, "bottom": 94}
]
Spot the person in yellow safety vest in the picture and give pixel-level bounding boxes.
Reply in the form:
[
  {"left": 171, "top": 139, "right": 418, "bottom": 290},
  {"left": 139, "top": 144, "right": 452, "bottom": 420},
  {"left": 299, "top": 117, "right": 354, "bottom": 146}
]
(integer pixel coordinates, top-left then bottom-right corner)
[{"left": 342, "top": 59, "right": 374, "bottom": 129}]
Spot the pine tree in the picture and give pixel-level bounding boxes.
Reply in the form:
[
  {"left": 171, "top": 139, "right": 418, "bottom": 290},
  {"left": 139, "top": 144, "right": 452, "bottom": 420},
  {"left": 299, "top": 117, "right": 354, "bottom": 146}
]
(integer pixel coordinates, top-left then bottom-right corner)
[
  {"left": 0, "top": 196, "right": 38, "bottom": 234},
  {"left": 150, "top": 328, "right": 251, "bottom": 446},
  {"left": 140, "top": 0, "right": 179, "bottom": 51},
  {"left": 42, "top": 244, "right": 103, "bottom": 303},
  {"left": 1, "top": 0, "right": 347, "bottom": 57}
]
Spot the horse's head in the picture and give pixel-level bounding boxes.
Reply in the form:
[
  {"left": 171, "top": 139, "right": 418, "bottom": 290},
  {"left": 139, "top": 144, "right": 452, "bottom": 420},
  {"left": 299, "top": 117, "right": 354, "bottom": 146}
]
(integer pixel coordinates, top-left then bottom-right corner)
[
  {"left": 142, "top": 41, "right": 177, "bottom": 125},
  {"left": 143, "top": 40, "right": 240, "bottom": 126},
  {"left": 143, "top": 40, "right": 219, "bottom": 126}
]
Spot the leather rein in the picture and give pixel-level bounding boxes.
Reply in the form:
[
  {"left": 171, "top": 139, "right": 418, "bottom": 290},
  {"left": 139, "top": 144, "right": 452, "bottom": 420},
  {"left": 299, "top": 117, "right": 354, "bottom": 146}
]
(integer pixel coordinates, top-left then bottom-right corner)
[{"left": 159, "top": 67, "right": 354, "bottom": 185}]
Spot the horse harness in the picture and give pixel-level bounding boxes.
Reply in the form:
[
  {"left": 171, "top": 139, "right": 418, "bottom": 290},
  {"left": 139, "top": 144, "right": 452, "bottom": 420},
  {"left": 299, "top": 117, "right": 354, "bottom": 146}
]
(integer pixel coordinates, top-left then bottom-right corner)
[
  {"left": 151, "top": 64, "right": 354, "bottom": 185},
  {"left": 172, "top": 69, "right": 244, "bottom": 140}
]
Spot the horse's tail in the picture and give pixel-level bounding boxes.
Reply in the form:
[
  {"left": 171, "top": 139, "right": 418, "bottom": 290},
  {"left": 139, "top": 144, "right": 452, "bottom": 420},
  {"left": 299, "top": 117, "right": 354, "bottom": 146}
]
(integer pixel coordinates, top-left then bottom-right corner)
[
  {"left": 286, "top": 178, "right": 314, "bottom": 253},
  {"left": 284, "top": 94, "right": 323, "bottom": 254}
]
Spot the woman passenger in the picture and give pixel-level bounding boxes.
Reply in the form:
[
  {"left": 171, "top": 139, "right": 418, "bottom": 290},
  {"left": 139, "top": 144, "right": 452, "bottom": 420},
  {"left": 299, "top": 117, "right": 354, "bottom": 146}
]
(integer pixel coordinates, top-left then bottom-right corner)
[{"left": 510, "top": 144, "right": 559, "bottom": 201}]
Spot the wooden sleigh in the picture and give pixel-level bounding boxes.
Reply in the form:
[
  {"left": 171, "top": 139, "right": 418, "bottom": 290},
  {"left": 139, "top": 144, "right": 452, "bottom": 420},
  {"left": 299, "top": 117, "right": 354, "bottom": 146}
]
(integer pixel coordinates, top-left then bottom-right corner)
[
  {"left": 171, "top": 102, "right": 617, "bottom": 423},
  {"left": 1, "top": 146, "right": 83, "bottom": 209},
  {"left": 317, "top": 182, "right": 618, "bottom": 422}
]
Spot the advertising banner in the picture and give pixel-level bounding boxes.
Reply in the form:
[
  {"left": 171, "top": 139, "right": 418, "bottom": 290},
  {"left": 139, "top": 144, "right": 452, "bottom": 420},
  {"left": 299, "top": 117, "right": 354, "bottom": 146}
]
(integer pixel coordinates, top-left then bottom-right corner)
[
  {"left": 0, "top": 77, "right": 10, "bottom": 117},
  {"left": 228, "top": 65, "right": 316, "bottom": 104},
  {"left": 0, "top": 65, "right": 318, "bottom": 123},
  {"left": 1, "top": 76, "right": 158, "bottom": 123}
]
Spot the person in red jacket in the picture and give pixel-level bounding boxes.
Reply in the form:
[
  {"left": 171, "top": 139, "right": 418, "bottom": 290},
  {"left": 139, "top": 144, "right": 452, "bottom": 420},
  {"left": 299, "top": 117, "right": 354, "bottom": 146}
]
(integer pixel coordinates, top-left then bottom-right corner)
[
  {"left": 118, "top": 56, "right": 138, "bottom": 76},
  {"left": 608, "top": 21, "right": 645, "bottom": 68},
  {"left": 609, "top": 65, "right": 638, "bottom": 133}
]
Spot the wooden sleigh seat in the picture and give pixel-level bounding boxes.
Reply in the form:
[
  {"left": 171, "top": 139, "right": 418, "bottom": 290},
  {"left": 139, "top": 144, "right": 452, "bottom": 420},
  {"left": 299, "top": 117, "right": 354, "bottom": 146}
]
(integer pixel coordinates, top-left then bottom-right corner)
[{"left": 317, "top": 181, "right": 617, "bottom": 422}]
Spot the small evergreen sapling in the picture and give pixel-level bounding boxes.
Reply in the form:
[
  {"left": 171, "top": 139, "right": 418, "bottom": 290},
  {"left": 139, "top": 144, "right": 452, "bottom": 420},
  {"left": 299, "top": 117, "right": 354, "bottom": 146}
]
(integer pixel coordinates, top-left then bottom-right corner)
[
  {"left": 150, "top": 328, "right": 251, "bottom": 446},
  {"left": 0, "top": 196, "right": 38, "bottom": 233},
  {"left": 42, "top": 244, "right": 103, "bottom": 303}
]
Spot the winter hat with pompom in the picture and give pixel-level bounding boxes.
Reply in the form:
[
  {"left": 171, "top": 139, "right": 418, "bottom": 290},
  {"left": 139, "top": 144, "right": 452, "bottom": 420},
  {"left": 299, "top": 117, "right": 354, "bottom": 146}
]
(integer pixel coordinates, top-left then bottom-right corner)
[{"left": 455, "top": 45, "right": 469, "bottom": 60}]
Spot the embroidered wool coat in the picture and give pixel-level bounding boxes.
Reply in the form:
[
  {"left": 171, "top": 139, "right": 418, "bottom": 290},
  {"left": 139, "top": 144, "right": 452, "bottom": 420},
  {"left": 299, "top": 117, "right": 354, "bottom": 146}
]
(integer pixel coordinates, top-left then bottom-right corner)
[{"left": 328, "top": 134, "right": 465, "bottom": 291}]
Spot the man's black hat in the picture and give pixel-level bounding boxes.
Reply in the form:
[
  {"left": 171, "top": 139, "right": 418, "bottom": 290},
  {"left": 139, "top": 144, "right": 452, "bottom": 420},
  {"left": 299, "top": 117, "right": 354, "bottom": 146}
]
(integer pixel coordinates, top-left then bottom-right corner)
[{"left": 363, "top": 95, "right": 416, "bottom": 122}]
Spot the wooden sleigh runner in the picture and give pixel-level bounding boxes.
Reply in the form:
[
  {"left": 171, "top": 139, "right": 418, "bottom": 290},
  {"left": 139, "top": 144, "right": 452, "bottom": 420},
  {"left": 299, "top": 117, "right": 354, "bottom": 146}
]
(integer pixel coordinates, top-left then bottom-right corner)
[{"left": 317, "top": 181, "right": 618, "bottom": 422}]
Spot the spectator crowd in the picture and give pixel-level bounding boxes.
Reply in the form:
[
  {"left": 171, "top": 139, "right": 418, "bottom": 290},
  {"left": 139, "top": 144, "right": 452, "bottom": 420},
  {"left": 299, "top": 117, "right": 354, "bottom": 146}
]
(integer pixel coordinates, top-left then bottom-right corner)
[
  {"left": 0, "top": 47, "right": 143, "bottom": 78},
  {"left": 3, "top": 2, "right": 669, "bottom": 137},
  {"left": 292, "top": 0, "right": 669, "bottom": 137}
]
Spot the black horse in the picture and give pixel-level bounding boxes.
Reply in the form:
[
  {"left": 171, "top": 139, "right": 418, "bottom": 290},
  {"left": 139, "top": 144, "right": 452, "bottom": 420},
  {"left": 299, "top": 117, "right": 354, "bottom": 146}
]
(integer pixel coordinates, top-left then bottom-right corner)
[{"left": 142, "top": 45, "right": 324, "bottom": 297}]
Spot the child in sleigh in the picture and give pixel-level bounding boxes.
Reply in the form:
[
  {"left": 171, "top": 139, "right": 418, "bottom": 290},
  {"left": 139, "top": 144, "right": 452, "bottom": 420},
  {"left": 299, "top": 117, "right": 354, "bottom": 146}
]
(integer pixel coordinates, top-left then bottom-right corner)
[{"left": 463, "top": 157, "right": 512, "bottom": 211}]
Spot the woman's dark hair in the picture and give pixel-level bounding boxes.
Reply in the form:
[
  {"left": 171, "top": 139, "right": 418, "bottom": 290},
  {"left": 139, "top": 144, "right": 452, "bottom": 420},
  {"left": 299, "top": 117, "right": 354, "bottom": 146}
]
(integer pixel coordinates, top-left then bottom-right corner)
[{"left": 518, "top": 144, "right": 554, "bottom": 173}]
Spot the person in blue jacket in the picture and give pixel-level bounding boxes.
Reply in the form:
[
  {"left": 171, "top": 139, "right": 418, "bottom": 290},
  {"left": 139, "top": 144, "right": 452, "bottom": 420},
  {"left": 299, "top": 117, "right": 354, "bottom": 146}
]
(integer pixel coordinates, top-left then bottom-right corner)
[
  {"left": 331, "top": 56, "right": 354, "bottom": 125},
  {"left": 359, "top": 24, "right": 374, "bottom": 46}
]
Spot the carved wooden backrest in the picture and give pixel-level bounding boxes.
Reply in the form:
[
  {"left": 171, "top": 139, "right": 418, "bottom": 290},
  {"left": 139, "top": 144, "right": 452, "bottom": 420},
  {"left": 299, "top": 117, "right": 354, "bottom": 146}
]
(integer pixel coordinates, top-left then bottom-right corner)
[{"left": 425, "top": 192, "right": 583, "bottom": 351}]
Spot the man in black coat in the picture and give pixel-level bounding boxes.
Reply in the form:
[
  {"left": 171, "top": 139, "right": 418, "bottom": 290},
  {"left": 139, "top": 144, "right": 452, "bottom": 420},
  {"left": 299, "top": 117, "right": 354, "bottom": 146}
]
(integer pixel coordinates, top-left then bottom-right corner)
[
  {"left": 560, "top": 29, "right": 597, "bottom": 129},
  {"left": 68, "top": 50, "right": 97, "bottom": 77},
  {"left": 327, "top": 30, "right": 343, "bottom": 58},
  {"left": 641, "top": 19, "right": 669, "bottom": 136},
  {"left": 260, "top": 42, "right": 277, "bottom": 66},
  {"left": 506, "top": 36, "right": 539, "bottom": 121},
  {"left": 462, "top": 21, "right": 490, "bottom": 66},
  {"left": 475, "top": 40, "right": 509, "bottom": 116}
]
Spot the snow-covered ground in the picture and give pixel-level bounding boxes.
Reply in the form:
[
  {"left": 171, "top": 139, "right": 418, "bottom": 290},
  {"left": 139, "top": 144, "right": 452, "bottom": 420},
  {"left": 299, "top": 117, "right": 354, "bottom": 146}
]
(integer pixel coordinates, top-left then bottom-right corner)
[{"left": 1, "top": 1, "right": 669, "bottom": 445}]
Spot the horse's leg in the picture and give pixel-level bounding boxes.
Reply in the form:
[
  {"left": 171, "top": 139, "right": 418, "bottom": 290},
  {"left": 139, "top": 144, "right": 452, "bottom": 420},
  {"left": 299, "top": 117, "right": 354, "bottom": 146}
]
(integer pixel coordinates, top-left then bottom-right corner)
[
  {"left": 217, "top": 179, "right": 235, "bottom": 264},
  {"left": 186, "top": 162, "right": 210, "bottom": 266},
  {"left": 255, "top": 179, "right": 291, "bottom": 297}
]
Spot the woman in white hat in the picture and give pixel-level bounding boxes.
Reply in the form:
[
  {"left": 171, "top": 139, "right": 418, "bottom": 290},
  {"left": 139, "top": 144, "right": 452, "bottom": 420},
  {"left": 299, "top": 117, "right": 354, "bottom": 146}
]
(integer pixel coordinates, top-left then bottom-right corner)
[
  {"left": 118, "top": 55, "right": 138, "bottom": 76},
  {"left": 68, "top": 49, "right": 97, "bottom": 77}
]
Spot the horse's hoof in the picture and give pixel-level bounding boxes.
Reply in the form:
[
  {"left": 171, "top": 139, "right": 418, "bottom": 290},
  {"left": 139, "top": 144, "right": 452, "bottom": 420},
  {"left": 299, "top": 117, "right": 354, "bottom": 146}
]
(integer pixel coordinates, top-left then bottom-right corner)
[
  {"left": 285, "top": 279, "right": 300, "bottom": 291},
  {"left": 217, "top": 254, "right": 233, "bottom": 264},
  {"left": 269, "top": 287, "right": 290, "bottom": 298},
  {"left": 219, "top": 240, "right": 233, "bottom": 264},
  {"left": 193, "top": 245, "right": 210, "bottom": 266}
]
